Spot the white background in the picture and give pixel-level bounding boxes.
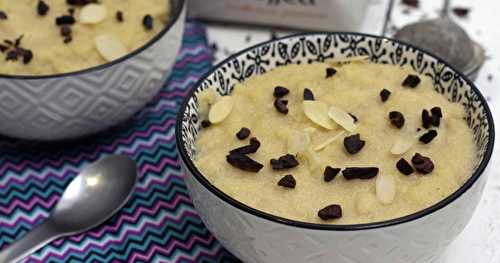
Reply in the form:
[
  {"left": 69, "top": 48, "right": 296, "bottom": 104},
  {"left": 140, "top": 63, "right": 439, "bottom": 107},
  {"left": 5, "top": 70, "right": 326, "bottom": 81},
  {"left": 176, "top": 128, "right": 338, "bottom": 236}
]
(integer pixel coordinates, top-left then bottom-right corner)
[{"left": 204, "top": 0, "right": 500, "bottom": 262}]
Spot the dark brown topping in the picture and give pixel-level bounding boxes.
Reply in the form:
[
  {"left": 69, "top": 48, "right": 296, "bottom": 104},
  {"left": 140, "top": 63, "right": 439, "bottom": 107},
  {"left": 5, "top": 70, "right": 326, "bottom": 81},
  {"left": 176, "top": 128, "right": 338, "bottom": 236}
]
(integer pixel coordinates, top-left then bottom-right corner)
[
  {"left": 430, "top": 106, "right": 442, "bottom": 127},
  {"left": 143, "top": 15, "right": 154, "bottom": 30},
  {"left": 343, "top": 134, "right": 365, "bottom": 154},
  {"left": 324, "top": 166, "right": 341, "bottom": 182},
  {"left": 37, "top": 1, "right": 50, "bottom": 16},
  {"left": 68, "top": 8, "right": 75, "bottom": 15},
  {"left": 326, "top": 67, "right": 337, "bottom": 78},
  {"left": 419, "top": 130, "right": 437, "bottom": 144},
  {"left": 411, "top": 153, "right": 434, "bottom": 174},
  {"left": 401, "top": 0, "right": 419, "bottom": 8},
  {"left": 229, "top": 137, "right": 261, "bottom": 155},
  {"left": 0, "top": 11, "right": 7, "bottom": 20},
  {"left": 116, "top": 11, "right": 124, "bottom": 22},
  {"left": 342, "top": 167, "right": 379, "bottom": 180},
  {"left": 303, "top": 88, "right": 315, "bottom": 101},
  {"left": 402, "top": 74, "right": 421, "bottom": 88},
  {"left": 270, "top": 154, "right": 299, "bottom": 170},
  {"left": 278, "top": 174, "right": 296, "bottom": 188},
  {"left": 0, "top": 44, "right": 7, "bottom": 53},
  {"left": 274, "top": 99, "right": 288, "bottom": 114},
  {"left": 273, "top": 86, "right": 289, "bottom": 98},
  {"left": 380, "top": 89, "right": 391, "bottom": 102},
  {"left": 56, "top": 15, "right": 76, "bottom": 25},
  {"left": 422, "top": 109, "right": 431, "bottom": 128},
  {"left": 4, "top": 40, "right": 13, "bottom": 46},
  {"left": 318, "top": 204, "right": 342, "bottom": 220},
  {"left": 389, "top": 111, "right": 405, "bottom": 129},
  {"left": 452, "top": 7, "right": 470, "bottom": 17},
  {"left": 66, "top": 0, "right": 97, "bottom": 6},
  {"left": 348, "top": 113, "right": 358, "bottom": 123},
  {"left": 6, "top": 50, "right": 17, "bottom": 61},
  {"left": 396, "top": 158, "right": 414, "bottom": 175},
  {"left": 226, "top": 153, "right": 264, "bottom": 173},
  {"left": 201, "top": 120, "right": 211, "bottom": 128},
  {"left": 19, "top": 48, "right": 33, "bottom": 64},
  {"left": 2, "top": 36, "right": 33, "bottom": 64},
  {"left": 236, "top": 127, "right": 251, "bottom": 140},
  {"left": 60, "top": 26, "right": 72, "bottom": 44}
]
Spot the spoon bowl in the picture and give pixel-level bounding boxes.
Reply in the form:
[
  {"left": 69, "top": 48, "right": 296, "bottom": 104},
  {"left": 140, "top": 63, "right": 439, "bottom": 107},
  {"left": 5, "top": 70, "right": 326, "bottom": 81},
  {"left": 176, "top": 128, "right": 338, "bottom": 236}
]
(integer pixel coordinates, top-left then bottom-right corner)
[{"left": 0, "top": 155, "right": 138, "bottom": 263}]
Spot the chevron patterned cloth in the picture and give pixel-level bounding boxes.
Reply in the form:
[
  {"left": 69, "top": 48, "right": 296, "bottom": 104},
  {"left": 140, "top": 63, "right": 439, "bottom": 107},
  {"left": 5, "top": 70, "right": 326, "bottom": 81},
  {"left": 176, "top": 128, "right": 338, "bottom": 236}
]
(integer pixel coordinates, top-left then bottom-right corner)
[{"left": 0, "top": 22, "right": 239, "bottom": 263}]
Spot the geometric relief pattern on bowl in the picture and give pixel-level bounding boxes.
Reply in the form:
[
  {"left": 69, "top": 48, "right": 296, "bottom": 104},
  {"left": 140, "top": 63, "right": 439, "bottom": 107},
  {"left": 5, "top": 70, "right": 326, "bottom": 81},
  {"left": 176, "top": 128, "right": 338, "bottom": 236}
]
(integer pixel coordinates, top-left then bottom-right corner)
[
  {"left": 181, "top": 34, "right": 491, "bottom": 171},
  {"left": 0, "top": 11, "right": 184, "bottom": 140}
]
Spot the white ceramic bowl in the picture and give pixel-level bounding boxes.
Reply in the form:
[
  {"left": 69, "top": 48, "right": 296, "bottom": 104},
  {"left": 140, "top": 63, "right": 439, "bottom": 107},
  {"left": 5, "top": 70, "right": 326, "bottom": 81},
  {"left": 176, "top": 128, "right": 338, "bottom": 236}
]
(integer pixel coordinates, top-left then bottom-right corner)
[
  {"left": 176, "top": 33, "right": 495, "bottom": 263},
  {"left": 0, "top": 0, "right": 185, "bottom": 141}
]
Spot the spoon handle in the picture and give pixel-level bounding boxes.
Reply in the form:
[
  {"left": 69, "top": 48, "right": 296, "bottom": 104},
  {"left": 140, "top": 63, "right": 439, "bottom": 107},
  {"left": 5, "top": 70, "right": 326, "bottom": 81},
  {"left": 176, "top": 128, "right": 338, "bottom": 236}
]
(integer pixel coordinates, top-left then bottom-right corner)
[{"left": 0, "top": 221, "right": 60, "bottom": 263}]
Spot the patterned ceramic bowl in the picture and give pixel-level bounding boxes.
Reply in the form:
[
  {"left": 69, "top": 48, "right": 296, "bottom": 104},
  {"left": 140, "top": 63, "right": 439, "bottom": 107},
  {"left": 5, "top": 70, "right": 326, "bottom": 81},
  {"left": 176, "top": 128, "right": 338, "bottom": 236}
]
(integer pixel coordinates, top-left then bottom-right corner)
[
  {"left": 0, "top": 0, "right": 185, "bottom": 141},
  {"left": 176, "top": 33, "right": 495, "bottom": 263}
]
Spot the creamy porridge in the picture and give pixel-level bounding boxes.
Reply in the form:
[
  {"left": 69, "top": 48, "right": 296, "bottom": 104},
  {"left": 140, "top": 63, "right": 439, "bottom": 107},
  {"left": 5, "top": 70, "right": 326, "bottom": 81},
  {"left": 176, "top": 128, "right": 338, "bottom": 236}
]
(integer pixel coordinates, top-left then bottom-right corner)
[{"left": 194, "top": 59, "right": 475, "bottom": 224}]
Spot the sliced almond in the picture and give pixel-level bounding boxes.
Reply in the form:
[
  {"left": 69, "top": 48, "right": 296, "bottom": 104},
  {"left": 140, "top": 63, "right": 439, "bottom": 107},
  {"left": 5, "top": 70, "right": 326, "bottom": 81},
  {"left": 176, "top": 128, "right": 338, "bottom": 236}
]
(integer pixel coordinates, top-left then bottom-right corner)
[
  {"left": 376, "top": 174, "right": 397, "bottom": 205},
  {"left": 328, "top": 106, "right": 357, "bottom": 132},
  {"left": 390, "top": 136, "right": 414, "bottom": 155},
  {"left": 303, "top": 101, "right": 337, "bottom": 130},
  {"left": 304, "top": 148, "right": 322, "bottom": 172},
  {"left": 314, "top": 130, "right": 346, "bottom": 152},
  {"left": 198, "top": 89, "right": 219, "bottom": 116},
  {"left": 95, "top": 35, "right": 128, "bottom": 62},
  {"left": 287, "top": 130, "right": 310, "bottom": 155},
  {"left": 79, "top": 4, "right": 107, "bottom": 24},
  {"left": 208, "top": 96, "right": 233, "bottom": 124}
]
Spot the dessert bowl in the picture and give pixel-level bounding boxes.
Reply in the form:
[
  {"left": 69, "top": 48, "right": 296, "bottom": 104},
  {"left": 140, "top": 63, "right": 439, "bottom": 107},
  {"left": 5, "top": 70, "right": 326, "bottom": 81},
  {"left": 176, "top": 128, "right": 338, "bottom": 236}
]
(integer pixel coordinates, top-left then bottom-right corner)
[
  {"left": 176, "top": 33, "right": 495, "bottom": 263},
  {"left": 0, "top": 0, "right": 185, "bottom": 140}
]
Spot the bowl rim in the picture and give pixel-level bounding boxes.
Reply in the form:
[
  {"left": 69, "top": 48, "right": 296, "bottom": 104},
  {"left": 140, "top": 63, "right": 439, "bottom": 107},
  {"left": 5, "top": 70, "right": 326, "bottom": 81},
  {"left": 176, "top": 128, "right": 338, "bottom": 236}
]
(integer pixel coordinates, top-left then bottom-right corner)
[
  {"left": 0, "top": 0, "right": 185, "bottom": 80},
  {"left": 176, "top": 32, "right": 495, "bottom": 231}
]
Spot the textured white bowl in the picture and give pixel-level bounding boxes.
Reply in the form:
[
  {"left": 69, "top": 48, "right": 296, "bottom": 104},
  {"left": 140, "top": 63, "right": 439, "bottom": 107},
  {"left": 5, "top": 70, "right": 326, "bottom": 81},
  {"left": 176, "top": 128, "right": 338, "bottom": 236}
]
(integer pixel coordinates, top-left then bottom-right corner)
[
  {"left": 0, "top": 0, "right": 185, "bottom": 140},
  {"left": 177, "top": 33, "right": 495, "bottom": 263}
]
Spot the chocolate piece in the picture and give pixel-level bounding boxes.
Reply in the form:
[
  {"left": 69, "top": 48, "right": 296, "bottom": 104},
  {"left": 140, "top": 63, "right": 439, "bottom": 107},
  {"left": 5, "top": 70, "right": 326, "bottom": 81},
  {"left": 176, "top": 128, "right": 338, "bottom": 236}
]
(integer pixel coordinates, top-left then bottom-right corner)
[
  {"left": 422, "top": 109, "right": 431, "bottom": 129},
  {"left": 273, "top": 86, "right": 289, "bottom": 98},
  {"left": 4, "top": 40, "right": 13, "bottom": 46},
  {"left": 343, "top": 134, "right": 365, "bottom": 154},
  {"left": 278, "top": 174, "right": 296, "bottom": 188},
  {"left": 68, "top": 8, "right": 75, "bottom": 15},
  {"left": 326, "top": 67, "right": 337, "bottom": 78},
  {"left": 318, "top": 204, "right": 342, "bottom": 220},
  {"left": 0, "top": 44, "right": 7, "bottom": 52},
  {"left": 270, "top": 154, "right": 299, "bottom": 170},
  {"left": 116, "top": 11, "right": 124, "bottom": 22},
  {"left": 201, "top": 120, "right": 211, "bottom": 128},
  {"left": 430, "top": 106, "right": 442, "bottom": 127},
  {"left": 229, "top": 137, "right": 261, "bottom": 155},
  {"left": 419, "top": 130, "right": 437, "bottom": 144},
  {"left": 411, "top": 153, "right": 434, "bottom": 174},
  {"left": 380, "top": 89, "right": 391, "bottom": 102},
  {"left": 236, "top": 127, "right": 251, "bottom": 140},
  {"left": 348, "top": 113, "right": 358, "bottom": 123},
  {"left": 303, "top": 88, "right": 315, "bottom": 101},
  {"left": 63, "top": 36, "right": 72, "bottom": 44},
  {"left": 66, "top": 0, "right": 97, "bottom": 6},
  {"left": 389, "top": 111, "right": 405, "bottom": 129},
  {"left": 60, "top": 26, "right": 71, "bottom": 37},
  {"left": 143, "top": 15, "right": 154, "bottom": 30},
  {"left": 274, "top": 99, "right": 288, "bottom": 114},
  {"left": 14, "top": 35, "right": 23, "bottom": 47},
  {"left": 56, "top": 15, "right": 75, "bottom": 25},
  {"left": 37, "top": 1, "right": 50, "bottom": 16},
  {"left": 342, "top": 167, "right": 379, "bottom": 180},
  {"left": 226, "top": 153, "right": 263, "bottom": 173},
  {"left": 396, "top": 158, "right": 414, "bottom": 175},
  {"left": 20, "top": 49, "right": 33, "bottom": 64},
  {"left": 402, "top": 74, "right": 421, "bottom": 88},
  {"left": 402, "top": 0, "right": 419, "bottom": 8},
  {"left": 0, "top": 11, "right": 7, "bottom": 20},
  {"left": 452, "top": 7, "right": 470, "bottom": 17},
  {"left": 324, "top": 166, "right": 341, "bottom": 182}
]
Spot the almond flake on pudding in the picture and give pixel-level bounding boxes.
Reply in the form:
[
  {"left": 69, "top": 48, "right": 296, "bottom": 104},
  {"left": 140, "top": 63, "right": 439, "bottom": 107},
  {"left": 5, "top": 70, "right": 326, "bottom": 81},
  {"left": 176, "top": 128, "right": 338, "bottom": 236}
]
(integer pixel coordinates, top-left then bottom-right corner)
[
  {"left": 208, "top": 96, "right": 233, "bottom": 124},
  {"left": 303, "top": 101, "right": 337, "bottom": 130},
  {"left": 286, "top": 130, "right": 310, "bottom": 155},
  {"left": 79, "top": 4, "right": 107, "bottom": 24},
  {"left": 95, "top": 35, "right": 127, "bottom": 62},
  {"left": 328, "top": 106, "right": 357, "bottom": 132},
  {"left": 313, "top": 130, "right": 345, "bottom": 152},
  {"left": 197, "top": 89, "right": 219, "bottom": 116},
  {"left": 390, "top": 135, "right": 414, "bottom": 155},
  {"left": 376, "top": 174, "right": 397, "bottom": 205}
]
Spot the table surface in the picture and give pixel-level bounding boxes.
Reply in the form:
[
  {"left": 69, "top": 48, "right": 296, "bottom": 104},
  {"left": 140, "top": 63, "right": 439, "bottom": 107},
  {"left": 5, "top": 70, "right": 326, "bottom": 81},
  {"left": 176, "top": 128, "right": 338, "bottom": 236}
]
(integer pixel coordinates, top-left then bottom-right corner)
[{"left": 205, "top": 1, "right": 500, "bottom": 262}]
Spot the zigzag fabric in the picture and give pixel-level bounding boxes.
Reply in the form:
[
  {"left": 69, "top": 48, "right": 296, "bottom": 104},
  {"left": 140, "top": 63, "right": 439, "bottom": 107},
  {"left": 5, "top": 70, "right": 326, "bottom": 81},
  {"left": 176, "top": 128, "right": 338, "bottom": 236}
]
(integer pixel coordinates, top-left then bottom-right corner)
[{"left": 0, "top": 22, "right": 239, "bottom": 263}]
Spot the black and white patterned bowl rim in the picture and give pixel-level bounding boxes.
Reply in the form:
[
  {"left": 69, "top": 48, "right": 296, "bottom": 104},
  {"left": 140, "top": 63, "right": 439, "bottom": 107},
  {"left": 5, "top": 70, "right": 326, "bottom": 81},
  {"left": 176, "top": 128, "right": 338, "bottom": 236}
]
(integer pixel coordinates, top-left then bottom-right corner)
[{"left": 176, "top": 32, "right": 495, "bottom": 231}]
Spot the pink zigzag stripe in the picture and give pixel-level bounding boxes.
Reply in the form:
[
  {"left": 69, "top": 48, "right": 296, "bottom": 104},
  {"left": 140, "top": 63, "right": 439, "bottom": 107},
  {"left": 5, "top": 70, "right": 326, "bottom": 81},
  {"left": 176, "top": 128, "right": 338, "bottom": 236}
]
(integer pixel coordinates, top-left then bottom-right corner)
[
  {"left": 0, "top": 195, "right": 59, "bottom": 215},
  {"left": 34, "top": 210, "right": 206, "bottom": 261},
  {"left": 0, "top": 170, "right": 77, "bottom": 189}
]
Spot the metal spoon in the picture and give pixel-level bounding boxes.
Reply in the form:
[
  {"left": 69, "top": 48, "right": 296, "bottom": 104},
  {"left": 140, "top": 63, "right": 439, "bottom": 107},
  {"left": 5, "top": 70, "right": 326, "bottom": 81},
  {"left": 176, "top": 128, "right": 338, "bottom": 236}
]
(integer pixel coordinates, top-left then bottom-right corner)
[{"left": 0, "top": 155, "right": 138, "bottom": 263}]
